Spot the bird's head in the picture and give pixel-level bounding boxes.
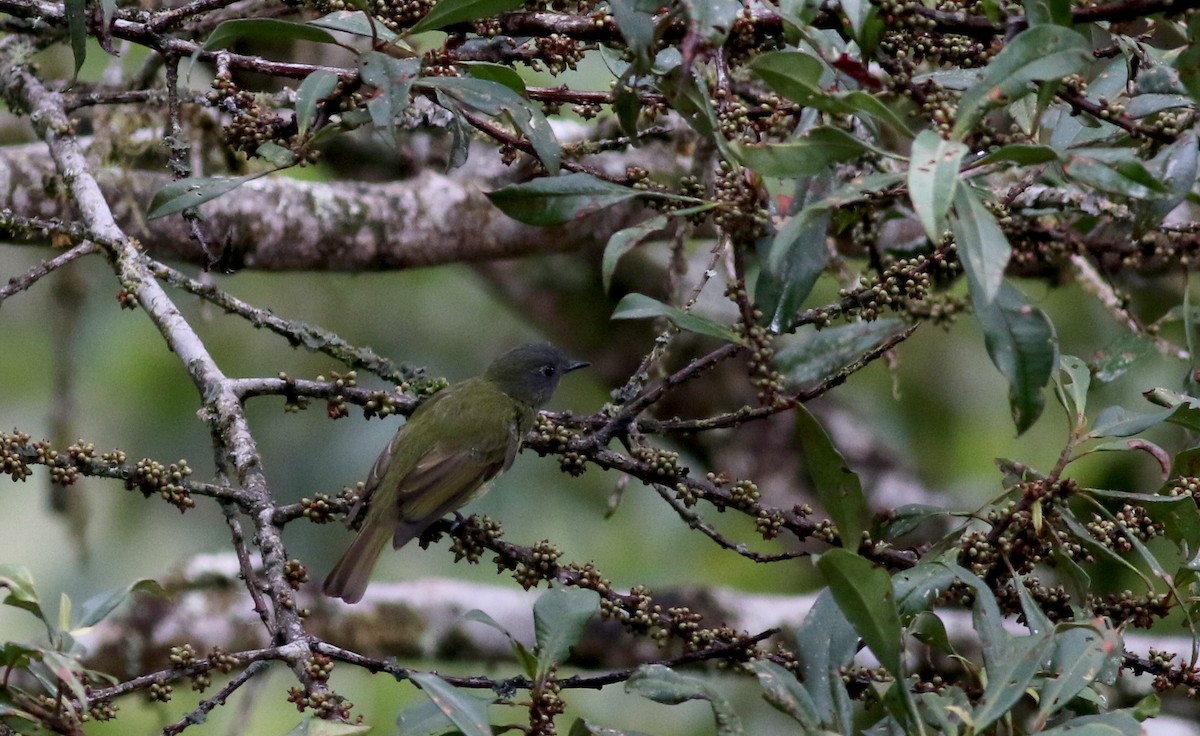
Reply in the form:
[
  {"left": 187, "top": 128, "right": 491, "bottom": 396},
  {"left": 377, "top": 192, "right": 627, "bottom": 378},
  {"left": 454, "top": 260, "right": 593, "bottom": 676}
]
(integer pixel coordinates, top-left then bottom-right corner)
[{"left": 484, "top": 343, "right": 589, "bottom": 407}]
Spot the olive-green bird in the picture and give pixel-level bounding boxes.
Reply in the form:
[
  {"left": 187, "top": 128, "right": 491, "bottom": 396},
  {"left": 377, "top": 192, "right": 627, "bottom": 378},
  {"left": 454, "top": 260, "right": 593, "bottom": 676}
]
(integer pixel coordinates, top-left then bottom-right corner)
[{"left": 323, "top": 343, "right": 588, "bottom": 603}]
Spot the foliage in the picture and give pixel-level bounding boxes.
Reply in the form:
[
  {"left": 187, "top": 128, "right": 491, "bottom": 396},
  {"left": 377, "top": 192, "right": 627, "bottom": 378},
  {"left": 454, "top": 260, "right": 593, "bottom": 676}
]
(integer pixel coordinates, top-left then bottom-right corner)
[{"left": 2, "top": 0, "right": 1200, "bottom": 731}]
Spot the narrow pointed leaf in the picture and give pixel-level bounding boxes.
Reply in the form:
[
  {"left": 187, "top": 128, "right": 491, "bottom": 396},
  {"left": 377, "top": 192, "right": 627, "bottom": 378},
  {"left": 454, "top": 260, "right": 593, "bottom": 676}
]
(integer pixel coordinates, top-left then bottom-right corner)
[
  {"left": 612, "top": 293, "right": 742, "bottom": 343},
  {"left": 409, "top": 0, "right": 527, "bottom": 34},
  {"left": 975, "top": 281, "right": 1056, "bottom": 433},
  {"left": 794, "top": 405, "right": 869, "bottom": 549},
  {"left": 410, "top": 671, "right": 493, "bottom": 736},
  {"left": 951, "top": 185, "right": 1011, "bottom": 306},
  {"left": 909, "top": 130, "right": 967, "bottom": 243},
  {"left": 488, "top": 173, "right": 636, "bottom": 225},
  {"left": 603, "top": 215, "right": 668, "bottom": 292},
  {"left": 817, "top": 548, "right": 904, "bottom": 677},
  {"left": 626, "top": 665, "right": 744, "bottom": 736},
  {"left": 296, "top": 69, "right": 340, "bottom": 137}
]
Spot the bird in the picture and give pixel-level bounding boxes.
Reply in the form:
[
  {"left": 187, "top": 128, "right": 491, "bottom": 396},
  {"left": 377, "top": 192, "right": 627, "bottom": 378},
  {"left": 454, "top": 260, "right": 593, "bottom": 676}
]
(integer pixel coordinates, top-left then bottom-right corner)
[{"left": 323, "top": 342, "right": 589, "bottom": 603}]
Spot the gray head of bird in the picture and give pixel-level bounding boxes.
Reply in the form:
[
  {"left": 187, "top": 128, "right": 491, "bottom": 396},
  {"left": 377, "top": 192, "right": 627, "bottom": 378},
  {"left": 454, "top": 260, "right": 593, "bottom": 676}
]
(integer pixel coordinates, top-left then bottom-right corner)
[{"left": 484, "top": 343, "right": 589, "bottom": 407}]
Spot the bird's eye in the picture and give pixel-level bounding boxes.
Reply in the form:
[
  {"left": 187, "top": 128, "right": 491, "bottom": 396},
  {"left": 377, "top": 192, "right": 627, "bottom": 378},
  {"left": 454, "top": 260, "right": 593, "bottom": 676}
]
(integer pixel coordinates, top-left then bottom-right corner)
[{"left": 540, "top": 365, "right": 556, "bottom": 377}]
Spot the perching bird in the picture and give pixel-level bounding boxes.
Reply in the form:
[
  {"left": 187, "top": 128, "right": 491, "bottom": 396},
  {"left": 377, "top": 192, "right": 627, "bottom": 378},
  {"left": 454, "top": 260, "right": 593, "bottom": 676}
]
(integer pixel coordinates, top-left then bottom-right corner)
[{"left": 323, "top": 343, "right": 588, "bottom": 603}]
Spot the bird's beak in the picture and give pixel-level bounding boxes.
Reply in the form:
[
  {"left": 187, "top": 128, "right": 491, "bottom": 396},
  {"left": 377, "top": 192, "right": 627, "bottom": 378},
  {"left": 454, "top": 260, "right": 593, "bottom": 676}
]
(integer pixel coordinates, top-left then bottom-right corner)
[{"left": 564, "top": 358, "right": 589, "bottom": 373}]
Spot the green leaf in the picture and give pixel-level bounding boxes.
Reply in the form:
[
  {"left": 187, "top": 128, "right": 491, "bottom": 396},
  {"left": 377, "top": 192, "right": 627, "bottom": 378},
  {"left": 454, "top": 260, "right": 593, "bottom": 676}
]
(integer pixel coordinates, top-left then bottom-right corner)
[
  {"left": 626, "top": 664, "right": 744, "bottom": 736},
  {"left": 0, "top": 564, "right": 47, "bottom": 628},
  {"left": 147, "top": 174, "right": 262, "bottom": 220},
  {"left": 256, "top": 141, "right": 297, "bottom": 168},
  {"left": 201, "top": 18, "right": 337, "bottom": 52},
  {"left": 40, "top": 650, "right": 89, "bottom": 708},
  {"left": 1087, "top": 488, "right": 1200, "bottom": 545},
  {"left": 296, "top": 69, "right": 341, "bottom": 137},
  {"left": 892, "top": 561, "right": 960, "bottom": 620},
  {"left": 409, "top": 0, "right": 527, "bottom": 34},
  {"left": 749, "top": 51, "right": 826, "bottom": 107},
  {"left": 75, "top": 579, "right": 166, "bottom": 631},
  {"left": 909, "top": 130, "right": 967, "bottom": 243},
  {"left": 422, "top": 77, "right": 560, "bottom": 173},
  {"left": 954, "top": 25, "right": 1091, "bottom": 136},
  {"left": 611, "top": 293, "right": 742, "bottom": 343},
  {"left": 794, "top": 406, "right": 869, "bottom": 549},
  {"left": 0, "top": 642, "right": 41, "bottom": 670},
  {"left": 1055, "top": 354, "right": 1091, "bottom": 428},
  {"left": 817, "top": 549, "right": 904, "bottom": 677},
  {"left": 603, "top": 215, "right": 668, "bottom": 293},
  {"left": 1063, "top": 154, "right": 1169, "bottom": 200},
  {"left": 410, "top": 671, "right": 493, "bottom": 736},
  {"left": 568, "top": 719, "right": 656, "bottom": 736},
  {"left": 1090, "top": 405, "right": 1168, "bottom": 438},
  {"left": 879, "top": 503, "right": 959, "bottom": 541},
  {"left": 975, "top": 281, "right": 1057, "bottom": 434},
  {"left": 308, "top": 10, "right": 399, "bottom": 42},
  {"left": 756, "top": 174, "right": 833, "bottom": 332},
  {"left": 464, "top": 62, "right": 528, "bottom": 96},
  {"left": 951, "top": 185, "right": 1011, "bottom": 306},
  {"left": 358, "top": 52, "right": 421, "bottom": 135},
  {"left": 487, "top": 173, "right": 639, "bottom": 226},
  {"left": 1088, "top": 332, "right": 1155, "bottom": 384},
  {"left": 744, "top": 660, "right": 821, "bottom": 729},
  {"left": 974, "top": 143, "right": 1060, "bottom": 167},
  {"left": 66, "top": 0, "right": 87, "bottom": 78},
  {"left": 681, "top": 0, "right": 741, "bottom": 44},
  {"left": 1037, "top": 711, "right": 1143, "bottom": 736},
  {"left": 791, "top": 590, "right": 856, "bottom": 731},
  {"left": 1033, "top": 624, "right": 1122, "bottom": 728},
  {"left": 775, "top": 319, "right": 907, "bottom": 386},
  {"left": 734, "top": 127, "right": 872, "bottom": 178},
  {"left": 533, "top": 587, "right": 599, "bottom": 674},
  {"left": 971, "top": 632, "right": 1054, "bottom": 732},
  {"left": 607, "top": 0, "right": 658, "bottom": 68},
  {"left": 284, "top": 716, "right": 373, "bottom": 736}
]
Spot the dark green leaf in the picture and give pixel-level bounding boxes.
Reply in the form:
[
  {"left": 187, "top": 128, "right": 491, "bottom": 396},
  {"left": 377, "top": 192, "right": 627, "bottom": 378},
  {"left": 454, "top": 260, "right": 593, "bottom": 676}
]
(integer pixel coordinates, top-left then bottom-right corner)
[
  {"left": 817, "top": 548, "right": 904, "bottom": 676},
  {"left": 791, "top": 590, "right": 856, "bottom": 731},
  {"left": 794, "top": 405, "right": 869, "bottom": 549},
  {"left": 202, "top": 18, "right": 337, "bottom": 52},
  {"left": 256, "top": 141, "right": 297, "bottom": 168},
  {"left": 0, "top": 642, "right": 41, "bottom": 670},
  {"left": 147, "top": 175, "right": 261, "bottom": 220},
  {"left": 611, "top": 293, "right": 742, "bottom": 343},
  {"left": 533, "top": 587, "right": 599, "bottom": 673},
  {"left": 909, "top": 130, "right": 967, "bottom": 243},
  {"left": 1088, "top": 488, "right": 1200, "bottom": 545},
  {"left": 358, "top": 52, "right": 421, "bottom": 135},
  {"left": 681, "top": 0, "right": 741, "bottom": 44},
  {"left": 626, "top": 665, "right": 744, "bottom": 736},
  {"left": 308, "top": 10, "right": 399, "bottom": 42},
  {"left": 951, "top": 185, "right": 1011, "bottom": 306},
  {"left": 296, "top": 69, "right": 340, "bottom": 137},
  {"left": 775, "top": 319, "right": 907, "bottom": 386},
  {"left": 954, "top": 25, "right": 1091, "bottom": 135},
  {"left": 971, "top": 632, "right": 1054, "bottom": 732},
  {"left": 1033, "top": 624, "right": 1122, "bottom": 728},
  {"left": 410, "top": 671, "right": 493, "bottom": 736},
  {"left": 735, "top": 127, "right": 872, "bottom": 178},
  {"left": 66, "top": 0, "right": 87, "bottom": 78},
  {"left": 909, "top": 611, "right": 953, "bottom": 651},
  {"left": 878, "top": 503, "right": 958, "bottom": 540},
  {"left": 608, "top": 0, "right": 658, "bottom": 67},
  {"left": 757, "top": 174, "right": 833, "bottom": 332},
  {"left": 1126, "top": 93, "right": 1190, "bottom": 118},
  {"left": 568, "top": 719, "right": 655, "bottom": 736},
  {"left": 1036, "top": 711, "right": 1143, "bottom": 735},
  {"left": 464, "top": 62, "right": 528, "bottom": 96},
  {"left": 409, "top": 0, "right": 527, "bottom": 34},
  {"left": 487, "top": 173, "right": 638, "bottom": 226},
  {"left": 422, "top": 77, "right": 560, "bottom": 172},
  {"left": 603, "top": 215, "right": 668, "bottom": 292},
  {"left": 892, "top": 561, "right": 960, "bottom": 620},
  {"left": 744, "top": 660, "right": 821, "bottom": 729},
  {"left": 748, "top": 51, "right": 826, "bottom": 107},
  {"left": 838, "top": 91, "right": 914, "bottom": 135},
  {"left": 974, "top": 281, "right": 1057, "bottom": 434},
  {"left": 974, "top": 143, "right": 1060, "bottom": 167},
  {"left": 1063, "top": 154, "right": 1168, "bottom": 199},
  {"left": 40, "top": 650, "right": 89, "bottom": 707}
]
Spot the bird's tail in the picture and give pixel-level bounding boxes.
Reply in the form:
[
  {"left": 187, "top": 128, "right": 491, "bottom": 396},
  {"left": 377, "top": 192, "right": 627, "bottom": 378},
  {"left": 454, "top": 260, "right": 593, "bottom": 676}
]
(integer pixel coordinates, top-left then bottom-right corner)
[{"left": 323, "top": 522, "right": 391, "bottom": 604}]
